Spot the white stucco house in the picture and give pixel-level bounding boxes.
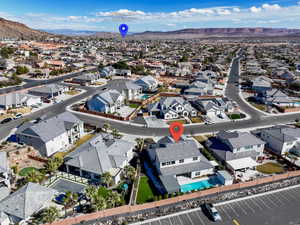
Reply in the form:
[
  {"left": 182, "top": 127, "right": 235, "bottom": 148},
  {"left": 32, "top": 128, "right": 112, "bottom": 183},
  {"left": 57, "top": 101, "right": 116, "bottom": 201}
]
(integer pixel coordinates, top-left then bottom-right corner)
[{"left": 16, "top": 112, "right": 84, "bottom": 157}]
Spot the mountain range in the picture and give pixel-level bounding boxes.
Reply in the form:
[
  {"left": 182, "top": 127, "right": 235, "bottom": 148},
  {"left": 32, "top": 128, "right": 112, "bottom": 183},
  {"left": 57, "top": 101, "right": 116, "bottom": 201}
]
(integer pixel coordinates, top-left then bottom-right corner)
[{"left": 1, "top": 17, "right": 300, "bottom": 39}]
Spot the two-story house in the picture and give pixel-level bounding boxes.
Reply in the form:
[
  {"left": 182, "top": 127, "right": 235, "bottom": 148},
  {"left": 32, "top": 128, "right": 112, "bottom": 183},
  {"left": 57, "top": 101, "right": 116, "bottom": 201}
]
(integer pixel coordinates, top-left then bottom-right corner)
[
  {"left": 16, "top": 112, "right": 84, "bottom": 157},
  {"left": 257, "top": 126, "right": 300, "bottom": 156},
  {"left": 148, "top": 97, "right": 197, "bottom": 120},
  {"left": 72, "top": 73, "right": 102, "bottom": 85},
  {"left": 207, "top": 131, "right": 265, "bottom": 171},
  {"left": 86, "top": 89, "right": 124, "bottom": 114},
  {"left": 147, "top": 136, "right": 214, "bottom": 193},
  {"left": 134, "top": 75, "right": 159, "bottom": 92},
  {"left": 64, "top": 133, "right": 135, "bottom": 184}
]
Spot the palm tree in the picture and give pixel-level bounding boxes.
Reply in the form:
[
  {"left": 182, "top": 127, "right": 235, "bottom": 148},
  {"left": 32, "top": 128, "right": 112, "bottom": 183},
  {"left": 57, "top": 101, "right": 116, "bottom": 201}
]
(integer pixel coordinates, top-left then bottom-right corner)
[
  {"left": 102, "top": 123, "right": 111, "bottom": 133},
  {"left": 135, "top": 138, "right": 144, "bottom": 152},
  {"left": 25, "top": 170, "right": 44, "bottom": 184},
  {"left": 111, "top": 128, "right": 122, "bottom": 139},
  {"left": 101, "top": 172, "right": 112, "bottom": 187},
  {"left": 107, "top": 191, "right": 122, "bottom": 208},
  {"left": 92, "top": 195, "right": 107, "bottom": 211},
  {"left": 63, "top": 191, "right": 78, "bottom": 216},
  {"left": 39, "top": 206, "right": 60, "bottom": 224},
  {"left": 44, "top": 157, "right": 63, "bottom": 175},
  {"left": 123, "top": 165, "right": 136, "bottom": 182},
  {"left": 85, "top": 185, "right": 97, "bottom": 202}
]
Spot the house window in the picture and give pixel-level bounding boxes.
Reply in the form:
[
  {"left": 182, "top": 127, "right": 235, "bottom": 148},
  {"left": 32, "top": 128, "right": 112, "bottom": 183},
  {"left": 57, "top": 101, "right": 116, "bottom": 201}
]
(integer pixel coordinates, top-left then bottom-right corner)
[
  {"left": 179, "top": 159, "right": 184, "bottom": 163},
  {"left": 245, "top": 145, "right": 252, "bottom": 150},
  {"left": 162, "top": 161, "right": 176, "bottom": 166},
  {"left": 193, "top": 157, "right": 198, "bottom": 161},
  {"left": 195, "top": 172, "right": 201, "bottom": 176}
]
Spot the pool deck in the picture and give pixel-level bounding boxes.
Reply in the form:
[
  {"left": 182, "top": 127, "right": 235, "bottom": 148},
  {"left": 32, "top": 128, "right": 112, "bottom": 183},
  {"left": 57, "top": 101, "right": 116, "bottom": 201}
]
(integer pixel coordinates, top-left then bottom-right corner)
[{"left": 177, "top": 175, "right": 212, "bottom": 186}]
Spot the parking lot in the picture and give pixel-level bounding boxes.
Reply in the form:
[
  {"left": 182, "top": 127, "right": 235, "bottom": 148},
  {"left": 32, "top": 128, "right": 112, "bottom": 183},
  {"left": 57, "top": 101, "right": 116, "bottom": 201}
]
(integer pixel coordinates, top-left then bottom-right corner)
[{"left": 132, "top": 185, "right": 300, "bottom": 225}]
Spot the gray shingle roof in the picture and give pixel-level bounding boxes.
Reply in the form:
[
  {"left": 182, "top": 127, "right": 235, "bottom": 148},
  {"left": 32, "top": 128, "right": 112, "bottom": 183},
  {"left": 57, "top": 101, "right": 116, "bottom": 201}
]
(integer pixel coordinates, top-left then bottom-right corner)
[
  {"left": 16, "top": 112, "right": 81, "bottom": 143},
  {"left": 0, "top": 152, "right": 8, "bottom": 174},
  {"left": 217, "top": 130, "right": 265, "bottom": 149},
  {"left": 0, "top": 93, "right": 40, "bottom": 107},
  {"left": 65, "top": 134, "right": 135, "bottom": 175},
  {"left": 262, "top": 127, "right": 300, "bottom": 142},
  {"left": 0, "top": 183, "right": 58, "bottom": 220},
  {"left": 159, "top": 175, "right": 180, "bottom": 194},
  {"left": 153, "top": 139, "right": 201, "bottom": 163}
]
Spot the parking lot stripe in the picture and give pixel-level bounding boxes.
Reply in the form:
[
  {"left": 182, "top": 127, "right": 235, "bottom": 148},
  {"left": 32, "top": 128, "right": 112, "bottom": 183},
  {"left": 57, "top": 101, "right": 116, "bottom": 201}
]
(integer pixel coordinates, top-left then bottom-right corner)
[
  {"left": 227, "top": 203, "right": 240, "bottom": 217},
  {"left": 243, "top": 199, "right": 256, "bottom": 213},
  {"left": 235, "top": 201, "right": 248, "bottom": 215},
  {"left": 284, "top": 190, "right": 298, "bottom": 201},
  {"left": 255, "top": 197, "right": 271, "bottom": 209},
  {"left": 263, "top": 195, "right": 278, "bottom": 207},
  {"left": 276, "top": 191, "right": 291, "bottom": 202},
  {"left": 194, "top": 211, "right": 205, "bottom": 225},
  {"left": 248, "top": 198, "right": 263, "bottom": 210},
  {"left": 177, "top": 215, "right": 184, "bottom": 225},
  {"left": 186, "top": 213, "right": 196, "bottom": 225},
  {"left": 218, "top": 206, "right": 232, "bottom": 220}
]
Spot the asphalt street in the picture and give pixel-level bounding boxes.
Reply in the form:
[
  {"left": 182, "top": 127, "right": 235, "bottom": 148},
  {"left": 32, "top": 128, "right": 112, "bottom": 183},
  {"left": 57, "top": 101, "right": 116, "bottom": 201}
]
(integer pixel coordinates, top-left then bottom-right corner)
[
  {"left": 133, "top": 185, "right": 300, "bottom": 225},
  {"left": 0, "top": 67, "right": 97, "bottom": 95},
  {"left": 1, "top": 57, "right": 300, "bottom": 139}
]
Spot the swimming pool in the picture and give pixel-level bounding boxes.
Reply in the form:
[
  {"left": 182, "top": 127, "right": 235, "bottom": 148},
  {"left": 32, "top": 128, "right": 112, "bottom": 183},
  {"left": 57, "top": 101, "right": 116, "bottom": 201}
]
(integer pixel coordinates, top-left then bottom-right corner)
[
  {"left": 141, "top": 94, "right": 150, "bottom": 100},
  {"left": 180, "top": 176, "right": 221, "bottom": 193}
]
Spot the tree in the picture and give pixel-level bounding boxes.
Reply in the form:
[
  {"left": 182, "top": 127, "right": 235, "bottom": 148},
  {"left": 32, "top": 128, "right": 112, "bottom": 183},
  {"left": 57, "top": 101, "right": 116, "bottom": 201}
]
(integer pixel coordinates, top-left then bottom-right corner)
[
  {"left": 44, "top": 157, "right": 63, "bottom": 175},
  {"left": 16, "top": 66, "right": 29, "bottom": 75},
  {"left": 101, "top": 172, "right": 112, "bottom": 187},
  {"left": 39, "top": 206, "right": 60, "bottom": 224},
  {"left": 123, "top": 165, "right": 136, "bottom": 182},
  {"left": 107, "top": 191, "right": 122, "bottom": 208},
  {"left": 62, "top": 191, "right": 78, "bottom": 216},
  {"left": 112, "top": 61, "right": 130, "bottom": 70},
  {"left": 85, "top": 185, "right": 98, "bottom": 202},
  {"left": 102, "top": 123, "right": 111, "bottom": 132},
  {"left": 25, "top": 170, "right": 44, "bottom": 184},
  {"left": 135, "top": 138, "right": 144, "bottom": 152},
  {"left": 92, "top": 195, "right": 107, "bottom": 211},
  {"left": 111, "top": 128, "right": 122, "bottom": 139}
]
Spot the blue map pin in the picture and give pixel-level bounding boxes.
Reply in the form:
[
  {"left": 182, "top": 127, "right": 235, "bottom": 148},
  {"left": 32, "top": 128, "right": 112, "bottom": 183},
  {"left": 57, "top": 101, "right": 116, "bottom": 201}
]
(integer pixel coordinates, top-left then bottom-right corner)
[{"left": 119, "top": 24, "right": 128, "bottom": 38}]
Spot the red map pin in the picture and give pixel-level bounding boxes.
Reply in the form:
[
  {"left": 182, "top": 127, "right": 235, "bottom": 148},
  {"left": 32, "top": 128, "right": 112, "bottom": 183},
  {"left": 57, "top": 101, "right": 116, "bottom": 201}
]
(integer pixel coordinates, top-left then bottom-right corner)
[{"left": 169, "top": 122, "right": 184, "bottom": 142}]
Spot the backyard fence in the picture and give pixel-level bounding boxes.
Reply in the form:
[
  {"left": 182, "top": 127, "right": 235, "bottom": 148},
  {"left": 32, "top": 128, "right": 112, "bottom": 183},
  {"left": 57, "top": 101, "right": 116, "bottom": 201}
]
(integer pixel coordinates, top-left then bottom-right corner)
[{"left": 44, "top": 170, "right": 300, "bottom": 225}]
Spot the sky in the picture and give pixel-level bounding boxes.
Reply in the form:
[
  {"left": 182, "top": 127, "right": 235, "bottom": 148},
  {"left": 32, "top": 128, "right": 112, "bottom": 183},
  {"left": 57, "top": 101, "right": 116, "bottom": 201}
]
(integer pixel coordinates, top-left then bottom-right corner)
[{"left": 1, "top": 0, "right": 300, "bottom": 32}]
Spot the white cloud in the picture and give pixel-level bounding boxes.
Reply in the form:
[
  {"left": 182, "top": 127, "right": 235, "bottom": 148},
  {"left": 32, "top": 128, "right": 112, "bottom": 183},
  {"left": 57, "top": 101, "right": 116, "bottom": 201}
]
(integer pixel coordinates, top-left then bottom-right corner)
[
  {"left": 262, "top": 4, "right": 281, "bottom": 11},
  {"left": 233, "top": 8, "right": 241, "bottom": 12},
  {"left": 96, "top": 9, "right": 146, "bottom": 18},
  {"left": 250, "top": 6, "right": 262, "bottom": 13},
  {"left": 166, "top": 23, "right": 176, "bottom": 27}
]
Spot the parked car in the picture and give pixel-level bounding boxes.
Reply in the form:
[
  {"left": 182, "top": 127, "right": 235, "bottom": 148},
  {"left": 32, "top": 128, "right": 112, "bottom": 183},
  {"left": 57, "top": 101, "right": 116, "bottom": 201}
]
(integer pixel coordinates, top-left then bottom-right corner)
[
  {"left": 202, "top": 203, "right": 222, "bottom": 221},
  {"left": 0, "top": 117, "right": 13, "bottom": 124},
  {"left": 14, "top": 113, "right": 23, "bottom": 119},
  {"left": 54, "top": 194, "right": 66, "bottom": 205}
]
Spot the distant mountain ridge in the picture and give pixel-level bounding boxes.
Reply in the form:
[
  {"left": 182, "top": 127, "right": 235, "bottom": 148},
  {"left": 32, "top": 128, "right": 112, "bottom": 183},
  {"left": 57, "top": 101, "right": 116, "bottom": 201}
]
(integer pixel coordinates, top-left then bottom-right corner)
[
  {"left": 133, "top": 27, "right": 300, "bottom": 38},
  {"left": 43, "top": 29, "right": 98, "bottom": 36},
  {"left": 0, "top": 17, "right": 49, "bottom": 39}
]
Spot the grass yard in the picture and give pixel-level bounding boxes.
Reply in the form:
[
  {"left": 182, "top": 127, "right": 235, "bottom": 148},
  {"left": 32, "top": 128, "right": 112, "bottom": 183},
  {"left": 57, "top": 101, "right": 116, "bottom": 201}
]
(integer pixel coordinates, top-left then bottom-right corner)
[
  {"left": 19, "top": 167, "right": 38, "bottom": 176},
  {"left": 65, "top": 90, "right": 81, "bottom": 96},
  {"left": 7, "top": 107, "right": 32, "bottom": 114},
  {"left": 167, "top": 119, "right": 187, "bottom": 125},
  {"left": 228, "top": 114, "right": 241, "bottom": 120},
  {"left": 53, "top": 133, "right": 95, "bottom": 158},
  {"left": 191, "top": 117, "right": 204, "bottom": 123},
  {"left": 250, "top": 103, "right": 267, "bottom": 111},
  {"left": 136, "top": 176, "right": 156, "bottom": 204},
  {"left": 193, "top": 135, "right": 209, "bottom": 143},
  {"left": 128, "top": 103, "right": 140, "bottom": 109},
  {"left": 256, "top": 162, "right": 284, "bottom": 174}
]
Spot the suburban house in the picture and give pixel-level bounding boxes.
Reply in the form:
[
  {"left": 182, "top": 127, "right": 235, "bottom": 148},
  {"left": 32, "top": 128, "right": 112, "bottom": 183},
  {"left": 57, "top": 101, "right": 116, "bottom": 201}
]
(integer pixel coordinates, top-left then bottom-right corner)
[
  {"left": 147, "top": 136, "right": 214, "bottom": 194},
  {"left": 252, "top": 76, "right": 272, "bottom": 93},
  {"left": 109, "top": 79, "right": 142, "bottom": 100},
  {"left": 0, "top": 152, "right": 10, "bottom": 202},
  {"left": 194, "top": 70, "right": 218, "bottom": 82},
  {"left": 100, "top": 66, "right": 115, "bottom": 78},
  {"left": 148, "top": 97, "right": 197, "bottom": 120},
  {"left": 72, "top": 73, "right": 102, "bottom": 85},
  {"left": 0, "top": 183, "right": 58, "bottom": 225},
  {"left": 207, "top": 131, "right": 265, "bottom": 172},
  {"left": 191, "top": 97, "right": 235, "bottom": 118},
  {"left": 16, "top": 112, "right": 84, "bottom": 157},
  {"left": 185, "top": 80, "right": 214, "bottom": 96},
  {"left": 28, "top": 84, "right": 67, "bottom": 98},
  {"left": 0, "top": 92, "right": 41, "bottom": 109},
  {"left": 256, "top": 126, "right": 300, "bottom": 156},
  {"left": 64, "top": 133, "right": 135, "bottom": 184},
  {"left": 134, "top": 75, "right": 159, "bottom": 92},
  {"left": 115, "top": 69, "right": 132, "bottom": 77},
  {"left": 86, "top": 89, "right": 124, "bottom": 114},
  {"left": 256, "top": 88, "right": 297, "bottom": 107}
]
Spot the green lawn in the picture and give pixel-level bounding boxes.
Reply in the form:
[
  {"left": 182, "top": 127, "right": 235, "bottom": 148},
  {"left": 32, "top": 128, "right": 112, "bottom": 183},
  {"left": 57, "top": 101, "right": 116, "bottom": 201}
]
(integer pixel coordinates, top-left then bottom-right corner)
[
  {"left": 128, "top": 103, "right": 140, "bottom": 108},
  {"left": 136, "top": 176, "right": 156, "bottom": 204},
  {"left": 19, "top": 167, "right": 38, "bottom": 176},
  {"left": 228, "top": 114, "right": 241, "bottom": 120},
  {"left": 256, "top": 162, "right": 285, "bottom": 174},
  {"left": 250, "top": 103, "right": 267, "bottom": 111}
]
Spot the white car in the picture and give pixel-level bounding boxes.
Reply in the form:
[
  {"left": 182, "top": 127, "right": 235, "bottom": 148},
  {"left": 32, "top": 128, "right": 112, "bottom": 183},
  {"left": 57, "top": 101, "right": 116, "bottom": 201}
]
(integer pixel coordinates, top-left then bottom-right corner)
[{"left": 14, "top": 113, "right": 23, "bottom": 119}]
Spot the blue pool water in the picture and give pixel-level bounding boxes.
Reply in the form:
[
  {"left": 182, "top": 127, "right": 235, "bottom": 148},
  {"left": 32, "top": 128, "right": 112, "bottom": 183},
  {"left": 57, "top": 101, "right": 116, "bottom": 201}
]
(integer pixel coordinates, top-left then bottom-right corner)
[
  {"left": 141, "top": 94, "right": 150, "bottom": 100},
  {"left": 180, "top": 176, "right": 221, "bottom": 193}
]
